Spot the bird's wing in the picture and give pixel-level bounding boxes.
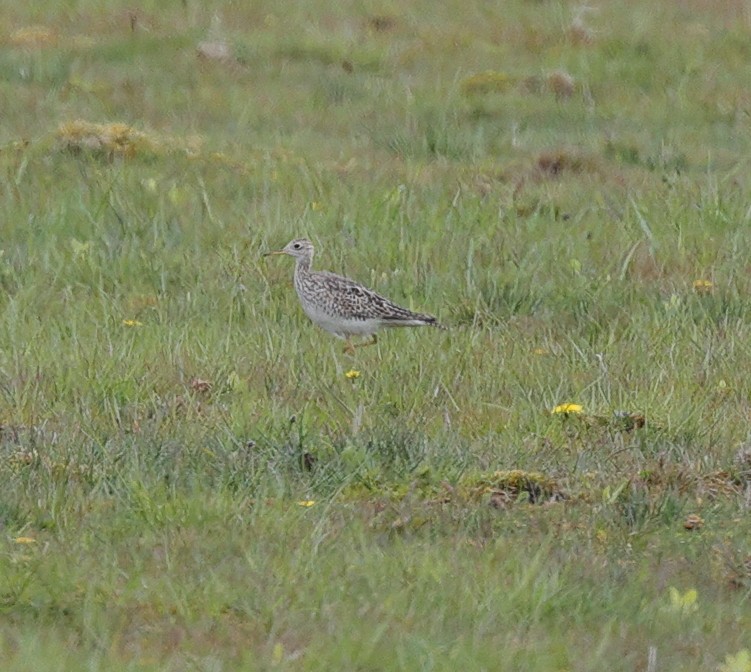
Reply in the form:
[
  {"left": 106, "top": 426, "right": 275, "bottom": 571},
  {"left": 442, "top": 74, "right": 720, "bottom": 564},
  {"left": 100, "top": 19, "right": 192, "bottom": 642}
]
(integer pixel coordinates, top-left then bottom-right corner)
[{"left": 314, "top": 271, "right": 433, "bottom": 322}]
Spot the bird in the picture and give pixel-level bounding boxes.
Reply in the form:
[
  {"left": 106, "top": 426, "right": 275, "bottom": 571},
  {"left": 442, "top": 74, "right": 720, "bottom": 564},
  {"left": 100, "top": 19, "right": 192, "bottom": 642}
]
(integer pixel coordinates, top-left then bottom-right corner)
[{"left": 264, "top": 238, "right": 444, "bottom": 354}]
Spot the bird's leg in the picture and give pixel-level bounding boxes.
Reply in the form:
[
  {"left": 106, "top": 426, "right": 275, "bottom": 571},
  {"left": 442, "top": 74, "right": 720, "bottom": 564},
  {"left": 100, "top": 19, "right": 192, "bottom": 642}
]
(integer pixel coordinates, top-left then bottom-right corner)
[
  {"left": 355, "top": 335, "right": 378, "bottom": 350},
  {"left": 342, "top": 335, "right": 377, "bottom": 355}
]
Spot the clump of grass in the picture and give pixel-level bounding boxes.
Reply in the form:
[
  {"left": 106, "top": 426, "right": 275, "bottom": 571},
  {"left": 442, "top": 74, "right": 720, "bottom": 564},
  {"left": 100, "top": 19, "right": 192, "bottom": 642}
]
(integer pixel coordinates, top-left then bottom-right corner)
[
  {"left": 607, "top": 462, "right": 742, "bottom": 531},
  {"left": 467, "top": 469, "right": 564, "bottom": 505},
  {"left": 196, "top": 40, "right": 234, "bottom": 63},
  {"left": 366, "top": 15, "right": 398, "bottom": 33},
  {"left": 546, "top": 69, "right": 576, "bottom": 98},
  {"left": 337, "top": 467, "right": 563, "bottom": 510},
  {"left": 552, "top": 405, "right": 647, "bottom": 433},
  {"left": 520, "top": 71, "right": 577, "bottom": 99},
  {"left": 9, "top": 26, "right": 57, "bottom": 49},
  {"left": 55, "top": 120, "right": 203, "bottom": 159},
  {"left": 56, "top": 120, "right": 158, "bottom": 158},
  {"left": 567, "top": 6, "right": 596, "bottom": 45},
  {"left": 734, "top": 443, "right": 751, "bottom": 476},
  {"left": 536, "top": 148, "right": 599, "bottom": 177},
  {"left": 460, "top": 70, "right": 514, "bottom": 96}
]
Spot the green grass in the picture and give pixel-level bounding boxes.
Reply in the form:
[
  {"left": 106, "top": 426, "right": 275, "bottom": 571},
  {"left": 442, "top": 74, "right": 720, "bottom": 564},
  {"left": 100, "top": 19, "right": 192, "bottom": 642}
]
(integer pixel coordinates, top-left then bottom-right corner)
[{"left": 2, "top": 0, "right": 751, "bottom": 669}]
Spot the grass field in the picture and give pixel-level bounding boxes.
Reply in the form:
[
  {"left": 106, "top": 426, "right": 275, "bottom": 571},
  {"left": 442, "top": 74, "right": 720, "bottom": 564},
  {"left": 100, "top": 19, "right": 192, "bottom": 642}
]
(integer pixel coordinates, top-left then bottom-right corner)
[{"left": 2, "top": 0, "right": 751, "bottom": 669}]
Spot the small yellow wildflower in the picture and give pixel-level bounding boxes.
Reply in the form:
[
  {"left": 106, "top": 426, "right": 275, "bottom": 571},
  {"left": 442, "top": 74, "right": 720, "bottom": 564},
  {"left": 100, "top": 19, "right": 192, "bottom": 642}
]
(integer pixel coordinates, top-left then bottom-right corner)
[
  {"left": 14, "top": 537, "right": 36, "bottom": 544},
  {"left": 122, "top": 319, "right": 143, "bottom": 327},
  {"left": 666, "top": 586, "right": 698, "bottom": 614},
  {"left": 720, "top": 649, "right": 751, "bottom": 672},
  {"left": 297, "top": 500, "right": 316, "bottom": 507},
  {"left": 70, "top": 240, "right": 92, "bottom": 263},
  {"left": 345, "top": 369, "right": 361, "bottom": 379},
  {"left": 693, "top": 278, "right": 713, "bottom": 294},
  {"left": 168, "top": 185, "right": 185, "bottom": 206},
  {"left": 552, "top": 403, "right": 583, "bottom": 415},
  {"left": 227, "top": 371, "right": 244, "bottom": 391},
  {"left": 141, "top": 177, "right": 158, "bottom": 192},
  {"left": 271, "top": 642, "right": 284, "bottom": 664}
]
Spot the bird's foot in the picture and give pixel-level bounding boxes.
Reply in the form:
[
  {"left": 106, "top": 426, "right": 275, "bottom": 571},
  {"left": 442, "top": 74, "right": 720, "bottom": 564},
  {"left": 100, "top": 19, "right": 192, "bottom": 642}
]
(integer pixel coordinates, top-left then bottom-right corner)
[
  {"left": 342, "top": 335, "right": 377, "bottom": 355},
  {"left": 361, "top": 334, "right": 378, "bottom": 349}
]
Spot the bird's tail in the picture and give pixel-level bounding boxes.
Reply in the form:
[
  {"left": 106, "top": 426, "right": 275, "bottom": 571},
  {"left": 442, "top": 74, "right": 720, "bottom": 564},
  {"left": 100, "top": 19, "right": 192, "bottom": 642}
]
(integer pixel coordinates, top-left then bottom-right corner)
[
  {"left": 384, "top": 313, "right": 447, "bottom": 329},
  {"left": 424, "top": 315, "right": 448, "bottom": 330}
]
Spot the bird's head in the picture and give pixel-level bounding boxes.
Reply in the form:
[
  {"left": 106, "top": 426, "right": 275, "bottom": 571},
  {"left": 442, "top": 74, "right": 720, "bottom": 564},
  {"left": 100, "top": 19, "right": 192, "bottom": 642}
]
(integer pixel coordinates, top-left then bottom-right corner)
[{"left": 264, "top": 238, "right": 315, "bottom": 262}]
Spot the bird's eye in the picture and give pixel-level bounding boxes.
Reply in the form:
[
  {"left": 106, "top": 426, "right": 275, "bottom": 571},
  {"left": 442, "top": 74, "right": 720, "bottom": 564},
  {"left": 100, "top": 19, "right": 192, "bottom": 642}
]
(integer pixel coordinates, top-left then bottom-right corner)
[{"left": 293, "top": 243, "right": 301, "bottom": 249}]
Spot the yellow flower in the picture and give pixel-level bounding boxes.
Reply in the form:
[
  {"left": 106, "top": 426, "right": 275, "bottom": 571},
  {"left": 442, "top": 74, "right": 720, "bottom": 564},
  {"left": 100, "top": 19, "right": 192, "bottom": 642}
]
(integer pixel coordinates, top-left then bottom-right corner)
[
  {"left": 552, "top": 403, "right": 583, "bottom": 415},
  {"left": 297, "top": 500, "right": 315, "bottom": 507},
  {"left": 14, "top": 537, "right": 36, "bottom": 544},
  {"left": 227, "top": 371, "right": 244, "bottom": 392},
  {"left": 141, "top": 177, "right": 158, "bottom": 192},
  {"left": 720, "top": 649, "right": 751, "bottom": 672},
  {"left": 693, "top": 278, "right": 713, "bottom": 294},
  {"left": 71, "top": 239, "right": 91, "bottom": 259},
  {"left": 122, "top": 319, "right": 143, "bottom": 327},
  {"left": 345, "top": 369, "right": 361, "bottom": 379},
  {"left": 168, "top": 185, "right": 185, "bottom": 206},
  {"left": 666, "top": 586, "right": 698, "bottom": 614}
]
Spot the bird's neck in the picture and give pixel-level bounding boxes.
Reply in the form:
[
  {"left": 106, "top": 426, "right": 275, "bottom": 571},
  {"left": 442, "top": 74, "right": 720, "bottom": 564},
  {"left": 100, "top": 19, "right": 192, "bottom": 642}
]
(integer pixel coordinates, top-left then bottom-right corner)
[{"left": 294, "top": 255, "right": 312, "bottom": 276}]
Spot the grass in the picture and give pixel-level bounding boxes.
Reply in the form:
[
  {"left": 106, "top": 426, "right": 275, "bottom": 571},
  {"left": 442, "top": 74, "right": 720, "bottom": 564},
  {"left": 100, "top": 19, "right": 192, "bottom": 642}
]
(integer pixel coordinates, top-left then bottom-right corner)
[{"left": 2, "top": 0, "right": 751, "bottom": 669}]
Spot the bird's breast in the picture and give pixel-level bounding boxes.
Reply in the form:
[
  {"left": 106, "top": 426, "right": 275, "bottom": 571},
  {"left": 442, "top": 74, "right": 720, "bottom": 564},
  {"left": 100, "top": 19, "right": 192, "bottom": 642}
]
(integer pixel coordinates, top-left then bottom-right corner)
[{"left": 300, "top": 302, "right": 379, "bottom": 337}]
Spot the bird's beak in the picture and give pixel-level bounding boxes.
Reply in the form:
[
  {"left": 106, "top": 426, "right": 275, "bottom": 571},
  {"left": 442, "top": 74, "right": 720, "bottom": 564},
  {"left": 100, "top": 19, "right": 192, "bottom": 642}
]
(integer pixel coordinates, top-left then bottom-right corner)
[{"left": 262, "top": 249, "right": 285, "bottom": 257}]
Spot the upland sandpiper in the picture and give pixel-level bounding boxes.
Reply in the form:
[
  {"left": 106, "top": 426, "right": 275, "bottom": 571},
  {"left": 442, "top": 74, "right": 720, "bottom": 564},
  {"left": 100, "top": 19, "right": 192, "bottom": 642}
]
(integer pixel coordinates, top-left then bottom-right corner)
[{"left": 264, "top": 238, "right": 444, "bottom": 353}]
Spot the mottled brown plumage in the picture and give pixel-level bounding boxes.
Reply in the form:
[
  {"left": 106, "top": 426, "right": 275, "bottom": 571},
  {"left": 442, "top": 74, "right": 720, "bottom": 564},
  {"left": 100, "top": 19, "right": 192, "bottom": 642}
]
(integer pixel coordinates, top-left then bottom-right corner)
[{"left": 264, "top": 238, "right": 444, "bottom": 353}]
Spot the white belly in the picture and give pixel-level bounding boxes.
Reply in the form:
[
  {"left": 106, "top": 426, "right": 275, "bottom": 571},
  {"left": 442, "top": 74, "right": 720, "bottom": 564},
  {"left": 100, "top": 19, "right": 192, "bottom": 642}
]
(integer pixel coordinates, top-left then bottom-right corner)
[{"left": 302, "top": 303, "right": 379, "bottom": 338}]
